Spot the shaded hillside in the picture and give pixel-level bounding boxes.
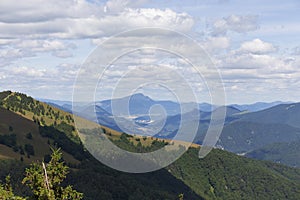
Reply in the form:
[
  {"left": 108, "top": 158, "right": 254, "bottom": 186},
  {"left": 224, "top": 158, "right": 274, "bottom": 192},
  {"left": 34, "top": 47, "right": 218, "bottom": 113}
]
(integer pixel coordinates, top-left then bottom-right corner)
[
  {"left": 168, "top": 148, "right": 300, "bottom": 200},
  {"left": 0, "top": 107, "right": 79, "bottom": 164},
  {"left": 76, "top": 127, "right": 300, "bottom": 200},
  {"left": 246, "top": 140, "right": 300, "bottom": 168},
  {"left": 238, "top": 103, "right": 300, "bottom": 129},
  {"left": 218, "top": 121, "right": 300, "bottom": 153}
]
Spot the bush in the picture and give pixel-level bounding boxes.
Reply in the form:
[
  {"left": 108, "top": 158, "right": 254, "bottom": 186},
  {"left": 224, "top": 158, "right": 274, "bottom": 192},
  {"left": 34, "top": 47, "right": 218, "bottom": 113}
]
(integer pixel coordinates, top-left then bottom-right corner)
[
  {"left": 0, "top": 134, "right": 17, "bottom": 147},
  {"left": 25, "top": 132, "right": 33, "bottom": 140},
  {"left": 24, "top": 144, "right": 34, "bottom": 156}
]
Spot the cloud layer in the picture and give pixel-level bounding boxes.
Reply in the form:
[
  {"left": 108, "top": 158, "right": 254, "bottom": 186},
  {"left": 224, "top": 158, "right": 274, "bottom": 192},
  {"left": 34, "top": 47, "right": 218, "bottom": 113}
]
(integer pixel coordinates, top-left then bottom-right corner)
[{"left": 0, "top": 0, "right": 300, "bottom": 103}]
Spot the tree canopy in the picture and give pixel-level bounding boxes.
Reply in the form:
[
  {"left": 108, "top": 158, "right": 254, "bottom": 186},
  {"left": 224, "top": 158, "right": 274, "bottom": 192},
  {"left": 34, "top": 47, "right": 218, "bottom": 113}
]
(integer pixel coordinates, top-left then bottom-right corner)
[{"left": 0, "top": 148, "right": 83, "bottom": 200}]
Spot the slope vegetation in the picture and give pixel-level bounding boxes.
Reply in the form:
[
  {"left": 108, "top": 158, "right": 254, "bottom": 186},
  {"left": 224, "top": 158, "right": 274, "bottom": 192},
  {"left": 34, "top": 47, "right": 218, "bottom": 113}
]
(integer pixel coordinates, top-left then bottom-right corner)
[{"left": 0, "top": 91, "right": 300, "bottom": 200}]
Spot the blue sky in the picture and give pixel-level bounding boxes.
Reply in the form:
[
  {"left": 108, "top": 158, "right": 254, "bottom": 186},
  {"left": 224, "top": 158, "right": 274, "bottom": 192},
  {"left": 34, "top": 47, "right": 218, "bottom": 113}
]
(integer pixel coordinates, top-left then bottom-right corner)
[{"left": 0, "top": 0, "right": 300, "bottom": 104}]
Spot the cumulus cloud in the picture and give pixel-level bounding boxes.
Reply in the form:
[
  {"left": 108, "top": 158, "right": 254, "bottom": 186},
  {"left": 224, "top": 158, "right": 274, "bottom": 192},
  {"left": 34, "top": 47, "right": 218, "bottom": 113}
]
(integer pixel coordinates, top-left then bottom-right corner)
[
  {"left": 210, "top": 14, "right": 259, "bottom": 36},
  {"left": 1, "top": 0, "right": 299, "bottom": 104},
  {"left": 0, "top": 0, "right": 194, "bottom": 66},
  {"left": 15, "top": 40, "right": 69, "bottom": 52},
  {"left": 0, "top": 0, "right": 100, "bottom": 23},
  {"left": 0, "top": 1, "right": 194, "bottom": 39},
  {"left": 223, "top": 50, "right": 297, "bottom": 75},
  {"left": 0, "top": 39, "right": 76, "bottom": 65},
  {"left": 221, "top": 39, "right": 281, "bottom": 70},
  {"left": 239, "top": 39, "right": 277, "bottom": 54}
]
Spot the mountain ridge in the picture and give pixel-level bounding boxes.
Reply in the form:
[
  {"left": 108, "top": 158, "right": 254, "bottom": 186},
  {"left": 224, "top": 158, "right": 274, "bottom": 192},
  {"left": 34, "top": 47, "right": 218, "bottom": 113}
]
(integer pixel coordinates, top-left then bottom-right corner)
[{"left": 1, "top": 90, "right": 300, "bottom": 199}]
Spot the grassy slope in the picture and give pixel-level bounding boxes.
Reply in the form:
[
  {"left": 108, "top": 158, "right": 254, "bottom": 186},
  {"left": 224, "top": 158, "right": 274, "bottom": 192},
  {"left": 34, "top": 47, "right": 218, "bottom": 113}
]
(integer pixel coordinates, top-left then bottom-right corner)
[
  {"left": 0, "top": 107, "right": 78, "bottom": 164},
  {"left": 0, "top": 91, "right": 198, "bottom": 152}
]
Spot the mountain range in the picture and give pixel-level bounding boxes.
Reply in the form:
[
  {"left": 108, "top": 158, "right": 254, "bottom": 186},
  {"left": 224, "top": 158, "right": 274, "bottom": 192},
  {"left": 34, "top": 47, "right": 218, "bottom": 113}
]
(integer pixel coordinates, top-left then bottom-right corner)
[
  {"left": 1, "top": 91, "right": 300, "bottom": 199},
  {"left": 44, "top": 93, "right": 300, "bottom": 168}
]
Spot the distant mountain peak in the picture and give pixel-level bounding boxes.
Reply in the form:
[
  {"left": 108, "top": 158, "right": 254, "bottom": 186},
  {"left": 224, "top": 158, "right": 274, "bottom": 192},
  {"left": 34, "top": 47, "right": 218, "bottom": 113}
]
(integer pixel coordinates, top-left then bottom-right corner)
[{"left": 130, "top": 93, "right": 152, "bottom": 101}]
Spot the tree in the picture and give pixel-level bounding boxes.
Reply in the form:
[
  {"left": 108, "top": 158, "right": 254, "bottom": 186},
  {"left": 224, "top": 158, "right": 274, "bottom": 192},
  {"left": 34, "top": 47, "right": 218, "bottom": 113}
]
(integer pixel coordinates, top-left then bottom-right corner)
[
  {"left": 24, "top": 144, "right": 35, "bottom": 156},
  {"left": 22, "top": 148, "right": 83, "bottom": 200},
  {"left": 0, "top": 148, "right": 84, "bottom": 200},
  {"left": 26, "top": 132, "right": 33, "bottom": 140},
  {"left": 0, "top": 175, "right": 25, "bottom": 200},
  {"left": 178, "top": 193, "right": 184, "bottom": 200}
]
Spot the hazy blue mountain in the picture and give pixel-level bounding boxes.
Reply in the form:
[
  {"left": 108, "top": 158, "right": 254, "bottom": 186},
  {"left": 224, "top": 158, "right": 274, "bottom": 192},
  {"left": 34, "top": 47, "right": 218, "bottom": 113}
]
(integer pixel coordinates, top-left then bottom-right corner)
[
  {"left": 97, "top": 93, "right": 183, "bottom": 116},
  {"left": 154, "top": 106, "right": 242, "bottom": 140},
  {"left": 15, "top": 93, "right": 300, "bottom": 168},
  {"left": 37, "top": 98, "right": 72, "bottom": 106},
  {"left": 213, "top": 103, "right": 300, "bottom": 154},
  {"left": 237, "top": 103, "right": 300, "bottom": 129},
  {"left": 153, "top": 102, "right": 300, "bottom": 163},
  {"left": 230, "top": 101, "right": 292, "bottom": 112},
  {"left": 198, "top": 102, "right": 216, "bottom": 112},
  {"left": 45, "top": 102, "right": 73, "bottom": 113}
]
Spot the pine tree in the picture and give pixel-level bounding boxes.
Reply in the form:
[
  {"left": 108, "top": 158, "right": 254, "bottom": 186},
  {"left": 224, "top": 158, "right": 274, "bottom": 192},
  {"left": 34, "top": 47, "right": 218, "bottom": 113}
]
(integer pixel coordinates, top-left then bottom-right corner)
[
  {"left": 0, "top": 148, "right": 83, "bottom": 200},
  {"left": 0, "top": 175, "right": 25, "bottom": 200},
  {"left": 22, "top": 148, "right": 83, "bottom": 199}
]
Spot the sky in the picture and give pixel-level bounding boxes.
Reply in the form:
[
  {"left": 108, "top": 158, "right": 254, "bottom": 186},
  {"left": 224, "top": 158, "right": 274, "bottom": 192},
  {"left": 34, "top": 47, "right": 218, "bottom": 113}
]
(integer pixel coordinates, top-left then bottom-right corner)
[{"left": 0, "top": 0, "right": 300, "bottom": 104}]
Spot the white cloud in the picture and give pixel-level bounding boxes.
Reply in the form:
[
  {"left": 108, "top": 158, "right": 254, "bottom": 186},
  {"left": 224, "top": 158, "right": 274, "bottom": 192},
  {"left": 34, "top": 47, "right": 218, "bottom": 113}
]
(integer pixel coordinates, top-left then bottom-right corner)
[
  {"left": 211, "top": 14, "right": 259, "bottom": 36},
  {"left": 104, "top": 0, "right": 148, "bottom": 14},
  {"left": 104, "top": 0, "right": 130, "bottom": 13},
  {"left": 15, "top": 40, "right": 68, "bottom": 52},
  {"left": 0, "top": 1, "right": 194, "bottom": 66},
  {"left": 0, "top": 0, "right": 100, "bottom": 23},
  {"left": 239, "top": 39, "right": 276, "bottom": 54},
  {"left": 220, "top": 38, "right": 296, "bottom": 77},
  {"left": 11, "top": 66, "right": 45, "bottom": 77},
  {"left": 204, "top": 36, "right": 230, "bottom": 53},
  {"left": 0, "top": 39, "right": 76, "bottom": 65},
  {"left": 1, "top": 0, "right": 299, "bottom": 104},
  {"left": 224, "top": 54, "right": 275, "bottom": 69},
  {"left": 0, "top": 2, "right": 194, "bottom": 39},
  {"left": 0, "top": 48, "right": 25, "bottom": 59}
]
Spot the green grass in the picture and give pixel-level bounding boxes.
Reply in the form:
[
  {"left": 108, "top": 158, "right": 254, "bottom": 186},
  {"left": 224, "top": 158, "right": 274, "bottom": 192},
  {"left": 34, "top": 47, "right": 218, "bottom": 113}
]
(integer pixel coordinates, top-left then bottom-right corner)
[{"left": 0, "top": 107, "right": 79, "bottom": 165}]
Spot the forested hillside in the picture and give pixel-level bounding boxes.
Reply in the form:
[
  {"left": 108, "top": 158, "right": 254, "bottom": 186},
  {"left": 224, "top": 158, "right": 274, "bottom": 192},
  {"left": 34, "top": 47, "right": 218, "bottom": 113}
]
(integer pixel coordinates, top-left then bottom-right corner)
[{"left": 0, "top": 91, "right": 300, "bottom": 200}]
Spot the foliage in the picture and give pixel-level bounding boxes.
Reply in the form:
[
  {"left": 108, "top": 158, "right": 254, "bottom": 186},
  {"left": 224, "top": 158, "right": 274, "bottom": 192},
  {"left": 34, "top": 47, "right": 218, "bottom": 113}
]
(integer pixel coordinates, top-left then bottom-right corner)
[
  {"left": 22, "top": 148, "right": 83, "bottom": 199},
  {"left": 24, "top": 144, "right": 35, "bottom": 156},
  {"left": 246, "top": 140, "right": 300, "bottom": 167},
  {"left": 39, "top": 125, "right": 85, "bottom": 161},
  {"left": 0, "top": 175, "right": 26, "bottom": 200},
  {"left": 26, "top": 132, "right": 33, "bottom": 140},
  {"left": 168, "top": 148, "right": 300, "bottom": 200},
  {"left": 0, "top": 149, "right": 83, "bottom": 200},
  {"left": 178, "top": 193, "right": 184, "bottom": 200},
  {"left": 218, "top": 121, "right": 300, "bottom": 153},
  {"left": 112, "top": 133, "right": 168, "bottom": 153},
  {"left": 0, "top": 133, "right": 17, "bottom": 147}
]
